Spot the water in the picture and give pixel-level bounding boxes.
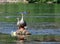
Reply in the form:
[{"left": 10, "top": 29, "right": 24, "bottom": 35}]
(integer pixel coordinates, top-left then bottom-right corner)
[
  {"left": 0, "top": 22, "right": 60, "bottom": 44},
  {"left": 0, "top": 22, "right": 60, "bottom": 35},
  {"left": 0, "top": 41, "right": 60, "bottom": 44}
]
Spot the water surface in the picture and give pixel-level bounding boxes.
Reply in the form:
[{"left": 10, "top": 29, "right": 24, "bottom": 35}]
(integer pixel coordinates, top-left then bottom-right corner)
[
  {"left": 0, "top": 41, "right": 60, "bottom": 44},
  {"left": 0, "top": 22, "right": 60, "bottom": 35}
]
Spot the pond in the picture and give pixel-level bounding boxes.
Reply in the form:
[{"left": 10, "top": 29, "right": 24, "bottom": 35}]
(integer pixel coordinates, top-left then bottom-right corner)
[
  {"left": 0, "top": 22, "right": 60, "bottom": 35},
  {"left": 0, "top": 3, "right": 60, "bottom": 44},
  {"left": 0, "top": 22, "right": 60, "bottom": 44},
  {"left": 0, "top": 41, "right": 60, "bottom": 44}
]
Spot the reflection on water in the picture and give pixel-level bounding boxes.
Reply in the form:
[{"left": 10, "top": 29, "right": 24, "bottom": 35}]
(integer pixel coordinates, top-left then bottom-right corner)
[
  {"left": 0, "top": 22, "right": 60, "bottom": 35},
  {"left": 0, "top": 42, "right": 16, "bottom": 44},
  {"left": 0, "top": 41, "right": 60, "bottom": 44},
  {"left": 0, "top": 22, "right": 60, "bottom": 44},
  {"left": 16, "top": 40, "right": 29, "bottom": 44},
  {"left": 16, "top": 41, "right": 24, "bottom": 44}
]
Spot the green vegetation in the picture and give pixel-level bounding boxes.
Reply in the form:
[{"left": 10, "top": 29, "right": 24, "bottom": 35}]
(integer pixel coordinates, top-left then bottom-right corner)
[
  {"left": 0, "top": 33, "right": 17, "bottom": 42},
  {"left": 27, "top": 0, "right": 57, "bottom": 3},
  {"left": 27, "top": 0, "right": 40, "bottom": 3},
  {"left": 0, "top": 3, "right": 60, "bottom": 23}
]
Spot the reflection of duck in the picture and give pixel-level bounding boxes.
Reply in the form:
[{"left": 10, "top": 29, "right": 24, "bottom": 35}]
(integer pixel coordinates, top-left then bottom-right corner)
[{"left": 17, "top": 13, "right": 27, "bottom": 28}]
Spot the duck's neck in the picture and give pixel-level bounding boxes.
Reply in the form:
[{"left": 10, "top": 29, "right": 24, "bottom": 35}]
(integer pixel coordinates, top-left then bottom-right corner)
[
  {"left": 22, "top": 14, "right": 23, "bottom": 21},
  {"left": 20, "top": 14, "right": 24, "bottom": 22}
]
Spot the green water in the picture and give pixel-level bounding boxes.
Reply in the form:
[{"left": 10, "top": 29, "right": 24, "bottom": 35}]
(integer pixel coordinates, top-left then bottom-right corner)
[
  {"left": 0, "top": 3, "right": 60, "bottom": 23},
  {"left": 0, "top": 41, "right": 60, "bottom": 44}
]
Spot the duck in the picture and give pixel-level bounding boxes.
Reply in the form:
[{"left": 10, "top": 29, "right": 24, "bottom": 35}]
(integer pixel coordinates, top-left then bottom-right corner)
[{"left": 17, "top": 13, "right": 27, "bottom": 28}]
